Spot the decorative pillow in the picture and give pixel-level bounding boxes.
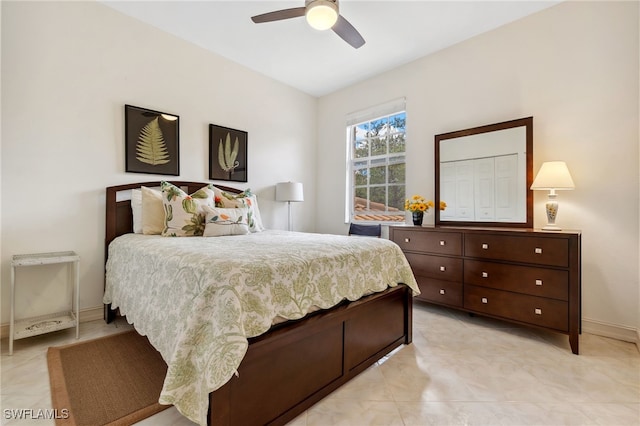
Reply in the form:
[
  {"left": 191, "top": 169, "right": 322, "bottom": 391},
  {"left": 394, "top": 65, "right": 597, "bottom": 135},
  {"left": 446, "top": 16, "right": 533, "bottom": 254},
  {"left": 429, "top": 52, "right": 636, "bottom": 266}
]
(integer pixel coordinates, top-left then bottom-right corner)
[
  {"left": 161, "top": 181, "right": 216, "bottom": 237},
  {"left": 141, "top": 186, "right": 164, "bottom": 235},
  {"left": 203, "top": 207, "right": 250, "bottom": 237},
  {"left": 213, "top": 187, "right": 265, "bottom": 232},
  {"left": 131, "top": 189, "right": 142, "bottom": 234}
]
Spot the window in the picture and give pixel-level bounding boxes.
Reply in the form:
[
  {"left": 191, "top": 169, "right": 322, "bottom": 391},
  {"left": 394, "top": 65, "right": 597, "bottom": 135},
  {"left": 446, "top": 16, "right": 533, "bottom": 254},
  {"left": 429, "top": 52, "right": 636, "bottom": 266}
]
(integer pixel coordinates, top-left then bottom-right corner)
[{"left": 347, "top": 103, "right": 406, "bottom": 222}]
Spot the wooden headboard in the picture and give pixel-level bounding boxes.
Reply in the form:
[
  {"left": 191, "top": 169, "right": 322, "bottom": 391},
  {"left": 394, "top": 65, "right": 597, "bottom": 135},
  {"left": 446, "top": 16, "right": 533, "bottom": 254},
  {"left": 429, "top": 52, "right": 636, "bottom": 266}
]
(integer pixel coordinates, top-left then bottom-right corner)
[{"left": 105, "top": 181, "right": 242, "bottom": 251}]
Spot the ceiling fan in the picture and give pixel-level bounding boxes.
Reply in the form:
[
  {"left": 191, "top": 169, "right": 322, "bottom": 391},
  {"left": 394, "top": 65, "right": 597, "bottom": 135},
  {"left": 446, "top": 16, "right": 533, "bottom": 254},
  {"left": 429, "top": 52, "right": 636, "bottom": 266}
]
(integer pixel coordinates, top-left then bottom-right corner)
[{"left": 251, "top": 0, "right": 365, "bottom": 49}]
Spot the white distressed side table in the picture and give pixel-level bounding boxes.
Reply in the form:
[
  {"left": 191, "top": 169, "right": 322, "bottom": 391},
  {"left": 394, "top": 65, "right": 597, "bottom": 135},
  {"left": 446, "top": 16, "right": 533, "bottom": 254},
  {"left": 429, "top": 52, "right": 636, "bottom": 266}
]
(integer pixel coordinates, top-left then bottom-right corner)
[{"left": 10, "top": 251, "right": 80, "bottom": 355}]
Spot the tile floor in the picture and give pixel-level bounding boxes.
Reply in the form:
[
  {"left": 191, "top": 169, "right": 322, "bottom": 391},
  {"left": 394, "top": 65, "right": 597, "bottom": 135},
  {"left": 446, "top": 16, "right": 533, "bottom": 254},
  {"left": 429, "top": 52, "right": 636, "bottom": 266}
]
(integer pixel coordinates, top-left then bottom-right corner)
[{"left": 2, "top": 303, "right": 639, "bottom": 425}]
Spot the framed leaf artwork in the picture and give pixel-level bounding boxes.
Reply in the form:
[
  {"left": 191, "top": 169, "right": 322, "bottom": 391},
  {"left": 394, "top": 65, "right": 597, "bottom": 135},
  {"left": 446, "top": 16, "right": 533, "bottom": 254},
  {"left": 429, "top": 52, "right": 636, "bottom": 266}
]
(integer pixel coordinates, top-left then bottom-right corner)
[
  {"left": 209, "top": 124, "right": 248, "bottom": 182},
  {"left": 125, "top": 105, "right": 179, "bottom": 175}
]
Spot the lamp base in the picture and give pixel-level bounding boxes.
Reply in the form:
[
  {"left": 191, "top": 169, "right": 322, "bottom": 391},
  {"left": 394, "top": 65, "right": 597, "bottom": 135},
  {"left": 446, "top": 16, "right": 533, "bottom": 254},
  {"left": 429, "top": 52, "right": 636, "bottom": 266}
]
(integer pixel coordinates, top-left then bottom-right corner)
[{"left": 543, "top": 195, "right": 561, "bottom": 231}]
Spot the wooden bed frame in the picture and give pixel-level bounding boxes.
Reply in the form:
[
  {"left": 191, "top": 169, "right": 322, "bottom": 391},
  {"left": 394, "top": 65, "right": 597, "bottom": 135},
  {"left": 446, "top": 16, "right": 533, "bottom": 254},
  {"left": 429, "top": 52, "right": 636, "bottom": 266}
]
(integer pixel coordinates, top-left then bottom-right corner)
[{"left": 104, "top": 181, "right": 413, "bottom": 426}]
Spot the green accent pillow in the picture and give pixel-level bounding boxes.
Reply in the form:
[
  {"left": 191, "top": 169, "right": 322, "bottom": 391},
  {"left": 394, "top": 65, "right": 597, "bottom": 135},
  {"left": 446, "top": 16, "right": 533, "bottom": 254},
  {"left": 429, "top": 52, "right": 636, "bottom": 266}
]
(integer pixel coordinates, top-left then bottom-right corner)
[
  {"left": 161, "top": 182, "right": 215, "bottom": 237},
  {"left": 213, "top": 187, "right": 265, "bottom": 232}
]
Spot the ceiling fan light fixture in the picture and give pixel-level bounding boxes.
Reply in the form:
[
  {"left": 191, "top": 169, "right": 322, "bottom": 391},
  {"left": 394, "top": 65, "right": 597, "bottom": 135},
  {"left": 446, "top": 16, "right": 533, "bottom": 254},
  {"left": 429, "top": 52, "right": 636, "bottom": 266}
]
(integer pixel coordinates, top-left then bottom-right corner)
[{"left": 305, "top": 0, "right": 338, "bottom": 31}]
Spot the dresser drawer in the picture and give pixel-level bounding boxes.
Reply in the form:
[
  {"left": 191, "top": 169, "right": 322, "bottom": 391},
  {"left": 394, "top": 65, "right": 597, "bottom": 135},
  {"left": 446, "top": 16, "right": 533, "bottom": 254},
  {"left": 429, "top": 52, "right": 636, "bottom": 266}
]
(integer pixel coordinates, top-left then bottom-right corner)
[
  {"left": 415, "top": 276, "right": 463, "bottom": 307},
  {"left": 464, "top": 234, "right": 569, "bottom": 267},
  {"left": 464, "top": 260, "right": 568, "bottom": 301},
  {"left": 464, "top": 285, "right": 568, "bottom": 332},
  {"left": 404, "top": 252, "right": 463, "bottom": 282},
  {"left": 392, "top": 229, "right": 462, "bottom": 256}
]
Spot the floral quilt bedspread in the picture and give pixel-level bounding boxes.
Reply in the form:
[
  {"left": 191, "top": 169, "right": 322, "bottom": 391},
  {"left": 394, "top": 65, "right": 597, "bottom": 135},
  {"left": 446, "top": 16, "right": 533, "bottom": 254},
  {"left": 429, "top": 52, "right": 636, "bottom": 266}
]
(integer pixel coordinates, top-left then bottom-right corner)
[{"left": 103, "top": 230, "right": 419, "bottom": 425}]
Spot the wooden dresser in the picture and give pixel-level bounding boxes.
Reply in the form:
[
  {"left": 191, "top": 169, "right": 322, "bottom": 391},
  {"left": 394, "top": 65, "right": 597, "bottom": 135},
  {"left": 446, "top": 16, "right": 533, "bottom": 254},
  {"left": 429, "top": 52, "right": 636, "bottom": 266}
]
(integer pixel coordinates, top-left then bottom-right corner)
[{"left": 390, "top": 226, "right": 581, "bottom": 354}]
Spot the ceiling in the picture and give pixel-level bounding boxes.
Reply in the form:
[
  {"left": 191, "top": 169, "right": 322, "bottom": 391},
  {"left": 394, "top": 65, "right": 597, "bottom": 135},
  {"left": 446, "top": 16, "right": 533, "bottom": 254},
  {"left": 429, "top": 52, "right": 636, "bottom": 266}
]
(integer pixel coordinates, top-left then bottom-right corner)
[{"left": 102, "top": 1, "right": 560, "bottom": 97}]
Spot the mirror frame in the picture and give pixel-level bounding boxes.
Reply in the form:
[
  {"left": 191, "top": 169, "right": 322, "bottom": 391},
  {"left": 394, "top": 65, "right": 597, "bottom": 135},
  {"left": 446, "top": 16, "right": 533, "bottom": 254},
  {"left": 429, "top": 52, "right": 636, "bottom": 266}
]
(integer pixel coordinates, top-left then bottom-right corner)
[{"left": 435, "top": 117, "right": 533, "bottom": 228}]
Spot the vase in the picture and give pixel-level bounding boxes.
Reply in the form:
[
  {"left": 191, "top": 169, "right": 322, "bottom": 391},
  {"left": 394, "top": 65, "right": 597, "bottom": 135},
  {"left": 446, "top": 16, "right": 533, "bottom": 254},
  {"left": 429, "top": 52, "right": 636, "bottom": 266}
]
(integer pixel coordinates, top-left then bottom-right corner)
[{"left": 412, "top": 211, "right": 424, "bottom": 226}]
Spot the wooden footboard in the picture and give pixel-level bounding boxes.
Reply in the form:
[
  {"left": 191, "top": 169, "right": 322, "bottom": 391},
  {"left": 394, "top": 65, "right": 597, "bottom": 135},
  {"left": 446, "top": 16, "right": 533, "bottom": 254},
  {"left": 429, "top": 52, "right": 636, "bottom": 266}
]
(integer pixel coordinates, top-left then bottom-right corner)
[{"left": 209, "top": 284, "right": 413, "bottom": 426}]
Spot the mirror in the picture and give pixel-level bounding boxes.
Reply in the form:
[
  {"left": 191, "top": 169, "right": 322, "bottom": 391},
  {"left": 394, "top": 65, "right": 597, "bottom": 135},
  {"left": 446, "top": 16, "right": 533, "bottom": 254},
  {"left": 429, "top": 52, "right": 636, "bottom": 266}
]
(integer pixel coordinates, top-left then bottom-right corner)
[{"left": 435, "top": 117, "right": 533, "bottom": 228}]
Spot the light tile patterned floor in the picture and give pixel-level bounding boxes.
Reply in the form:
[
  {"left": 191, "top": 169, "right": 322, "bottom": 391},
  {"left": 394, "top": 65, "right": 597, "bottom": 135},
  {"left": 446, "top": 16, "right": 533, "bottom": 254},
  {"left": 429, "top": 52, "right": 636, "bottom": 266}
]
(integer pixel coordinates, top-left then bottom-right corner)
[{"left": 2, "top": 303, "right": 639, "bottom": 425}]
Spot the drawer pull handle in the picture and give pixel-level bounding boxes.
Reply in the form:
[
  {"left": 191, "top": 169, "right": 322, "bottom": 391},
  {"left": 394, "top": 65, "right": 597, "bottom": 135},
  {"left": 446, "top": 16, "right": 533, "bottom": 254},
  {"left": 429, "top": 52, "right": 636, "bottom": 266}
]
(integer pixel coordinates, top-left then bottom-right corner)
[
  {"left": 482, "top": 272, "right": 488, "bottom": 278},
  {"left": 404, "top": 238, "right": 410, "bottom": 243},
  {"left": 481, "top": 297, "right": 488, "bottom": 304},
  {"left": 439, "top": 266, "right": 446, "bottom": 272},
  {"left": 439, "top": 240, "right": 446, "bottom": 246},
  {"left": 535, "top": 279, "right": 543, "bottom": 286},
  {"left": 535, "top": 247, "right": 543, "bottom": 254},
  {"left": 535, "top": 308, "right": 542, "bottom": 315},
  {"left": 482, "top": 243, "right": 489, "bottom": 250},
  {"left": 439, "top": 289, "right": 445, "bottom": 295}
]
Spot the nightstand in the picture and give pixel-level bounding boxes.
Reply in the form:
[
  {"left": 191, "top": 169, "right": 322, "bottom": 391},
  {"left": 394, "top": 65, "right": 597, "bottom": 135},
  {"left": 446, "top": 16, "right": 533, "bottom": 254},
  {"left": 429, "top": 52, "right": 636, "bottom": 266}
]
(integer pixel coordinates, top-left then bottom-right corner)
[{"left": 10, "top": 251, "right": 80, "bottom": 355}]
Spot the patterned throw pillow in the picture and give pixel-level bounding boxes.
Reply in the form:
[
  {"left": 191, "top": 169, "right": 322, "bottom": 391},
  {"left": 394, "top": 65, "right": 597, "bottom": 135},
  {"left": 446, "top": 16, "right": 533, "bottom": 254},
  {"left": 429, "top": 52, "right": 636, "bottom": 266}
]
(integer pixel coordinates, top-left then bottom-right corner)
[
  {"left": 161, "top": 182, "right": 216, "bottom": 237},
  {"left": 213, "top": 187, "right": 265, "bottom": 232},
  {"left": 202, "top": 207, "right": 250, "bottom": 237}
]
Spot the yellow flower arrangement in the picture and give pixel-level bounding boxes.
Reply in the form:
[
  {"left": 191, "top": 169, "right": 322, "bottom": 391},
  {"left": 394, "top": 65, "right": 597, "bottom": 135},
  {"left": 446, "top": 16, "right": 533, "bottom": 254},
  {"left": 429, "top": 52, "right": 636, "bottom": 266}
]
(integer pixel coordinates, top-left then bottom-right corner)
[
  {"left": 404, "top": 195, "right": 434, "bottom": 212},
  {"left": 439, "top": 200, "right": 447, "bottom": 211}
]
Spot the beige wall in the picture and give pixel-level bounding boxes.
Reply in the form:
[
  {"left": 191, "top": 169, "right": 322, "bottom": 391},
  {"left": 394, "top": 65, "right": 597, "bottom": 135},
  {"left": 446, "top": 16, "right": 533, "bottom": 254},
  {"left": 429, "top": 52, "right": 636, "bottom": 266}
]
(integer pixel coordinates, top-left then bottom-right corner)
[
  {"left": 317, "top": 1, "right": 639, "bottom": 337},
  {"left": 1, "top": 1, "right": 317, "bottom": 324},
  {"left": 2, "top": 1, "right": 638, "bottom": 341}
]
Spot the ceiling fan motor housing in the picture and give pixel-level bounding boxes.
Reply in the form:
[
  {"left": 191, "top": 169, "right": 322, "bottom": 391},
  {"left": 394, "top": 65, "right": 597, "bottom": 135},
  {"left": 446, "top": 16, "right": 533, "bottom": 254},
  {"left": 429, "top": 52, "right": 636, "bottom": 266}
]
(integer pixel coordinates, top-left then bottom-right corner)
[
  {"left": 305, "top": 0, "right": 339, "bottom": 30},
  {"left": 251, "top": 0, "right": 364, "bottom": 49},
  {"left": 305, "top": 0, "right": 338, "bottom": 8}
]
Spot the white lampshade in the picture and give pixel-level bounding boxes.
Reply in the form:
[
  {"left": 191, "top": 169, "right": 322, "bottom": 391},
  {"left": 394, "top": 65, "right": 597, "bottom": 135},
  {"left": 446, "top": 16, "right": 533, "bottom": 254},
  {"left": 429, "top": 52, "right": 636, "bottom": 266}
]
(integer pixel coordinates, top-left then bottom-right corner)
[
  {"left": 306, "top": 0, "right": 338, "bottom": 30},
  {"left": 276, "top": 182, "right": 304, "bottom": 202},
  {"left": 531, "top": 161, "right": 575, "bottom": 190}
]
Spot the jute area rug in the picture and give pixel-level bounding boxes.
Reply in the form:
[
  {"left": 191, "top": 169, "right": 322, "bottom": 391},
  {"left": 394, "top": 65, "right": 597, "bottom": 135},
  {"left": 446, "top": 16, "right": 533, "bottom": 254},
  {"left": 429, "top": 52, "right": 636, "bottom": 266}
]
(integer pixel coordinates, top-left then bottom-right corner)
[{"left": 47, "top": 330, "right": 170, "bottom": 426}]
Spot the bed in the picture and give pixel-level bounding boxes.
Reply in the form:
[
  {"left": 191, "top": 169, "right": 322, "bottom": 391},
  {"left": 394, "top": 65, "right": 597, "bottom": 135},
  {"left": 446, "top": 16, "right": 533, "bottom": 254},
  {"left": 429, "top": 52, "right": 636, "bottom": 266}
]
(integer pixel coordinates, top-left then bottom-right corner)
[{"left": 103, "top": 181, "right": 419, "bottom": 426}]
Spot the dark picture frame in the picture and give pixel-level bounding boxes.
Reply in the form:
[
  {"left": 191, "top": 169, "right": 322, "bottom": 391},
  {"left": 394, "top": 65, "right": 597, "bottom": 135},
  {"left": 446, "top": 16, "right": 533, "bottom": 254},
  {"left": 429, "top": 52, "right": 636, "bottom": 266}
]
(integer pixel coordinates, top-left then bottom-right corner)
[
  {"left": 209, "top": 124, "right": 248, "bottom": 182},
  {"left": 125, "top": 104, "right": 179, "bottom": 176}
]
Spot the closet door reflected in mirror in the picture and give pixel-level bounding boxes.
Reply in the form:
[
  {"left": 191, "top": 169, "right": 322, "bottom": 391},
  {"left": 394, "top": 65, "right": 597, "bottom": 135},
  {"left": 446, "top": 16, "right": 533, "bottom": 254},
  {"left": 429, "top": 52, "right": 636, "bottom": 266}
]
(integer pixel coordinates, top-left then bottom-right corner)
[{"left": 435, "top": 117, "right": 533, "bottom": 228}]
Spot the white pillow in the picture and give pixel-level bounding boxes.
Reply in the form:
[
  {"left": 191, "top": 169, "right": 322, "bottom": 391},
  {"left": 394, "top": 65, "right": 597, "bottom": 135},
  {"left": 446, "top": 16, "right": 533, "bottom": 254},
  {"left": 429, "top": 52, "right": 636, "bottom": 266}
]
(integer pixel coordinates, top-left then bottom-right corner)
[
  {"left": 141, "top": 186, "right": 164, "bottom": 235},
  {"left": 203, "top": 207, "right": 250, "bottom": 237},
  {"left": 161, "top": 182, "right": 216, "bottom": 237},
  {"left": 213, "top": 188, "right": 265, "bottom": 232},
  {"left": 131, "top": 189, "right": 142, "bottom": 234}
]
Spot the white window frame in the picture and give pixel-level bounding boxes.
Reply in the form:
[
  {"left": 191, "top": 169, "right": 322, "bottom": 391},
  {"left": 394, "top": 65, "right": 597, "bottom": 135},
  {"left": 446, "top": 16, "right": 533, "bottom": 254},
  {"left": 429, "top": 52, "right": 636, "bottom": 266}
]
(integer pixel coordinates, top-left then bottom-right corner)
[{"left": 345, "top": 98, "right": 406, "bottom": 223}]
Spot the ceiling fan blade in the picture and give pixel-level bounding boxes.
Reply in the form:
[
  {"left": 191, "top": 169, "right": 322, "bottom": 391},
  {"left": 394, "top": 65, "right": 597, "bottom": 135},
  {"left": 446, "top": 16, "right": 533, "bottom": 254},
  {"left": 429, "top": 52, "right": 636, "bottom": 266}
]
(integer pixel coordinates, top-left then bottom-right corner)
[
  {"left": 332, "top": 15, "right": 365, "bottom": 49},
  {"left": 251, "top": 7, "right": 306, "bottom": 24}
]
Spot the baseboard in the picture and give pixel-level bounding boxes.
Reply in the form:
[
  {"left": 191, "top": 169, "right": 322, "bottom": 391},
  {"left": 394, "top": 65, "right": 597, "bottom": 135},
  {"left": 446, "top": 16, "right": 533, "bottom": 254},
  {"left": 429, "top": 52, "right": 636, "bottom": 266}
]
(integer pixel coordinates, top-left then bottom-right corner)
[
  {"left": 78, "top": 306, "right": 105, "bottom": 323},
  {"left": 0, "top": 306, "right": 103, "bottom": 339},
  {"left": 582, "top": 317, "right": 639, "bottom": 344},
  {"left": 4, "top": 310, "right": 637, "bottom": 350}
]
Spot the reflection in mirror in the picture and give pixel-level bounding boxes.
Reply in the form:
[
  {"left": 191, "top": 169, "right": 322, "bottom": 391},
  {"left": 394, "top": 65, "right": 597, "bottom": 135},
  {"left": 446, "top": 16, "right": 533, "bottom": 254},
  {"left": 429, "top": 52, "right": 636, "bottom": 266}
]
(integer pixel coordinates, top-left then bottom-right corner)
[{"left": 435, "top": 117, "right": 533, "bottom": 228}]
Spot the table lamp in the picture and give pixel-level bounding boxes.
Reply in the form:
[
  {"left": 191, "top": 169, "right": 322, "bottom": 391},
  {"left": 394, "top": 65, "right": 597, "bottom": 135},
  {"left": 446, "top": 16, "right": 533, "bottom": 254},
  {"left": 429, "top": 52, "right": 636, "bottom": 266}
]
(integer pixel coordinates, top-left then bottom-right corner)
[{"left": 530, "top": 161, "right": 575, "bottom": 230}]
